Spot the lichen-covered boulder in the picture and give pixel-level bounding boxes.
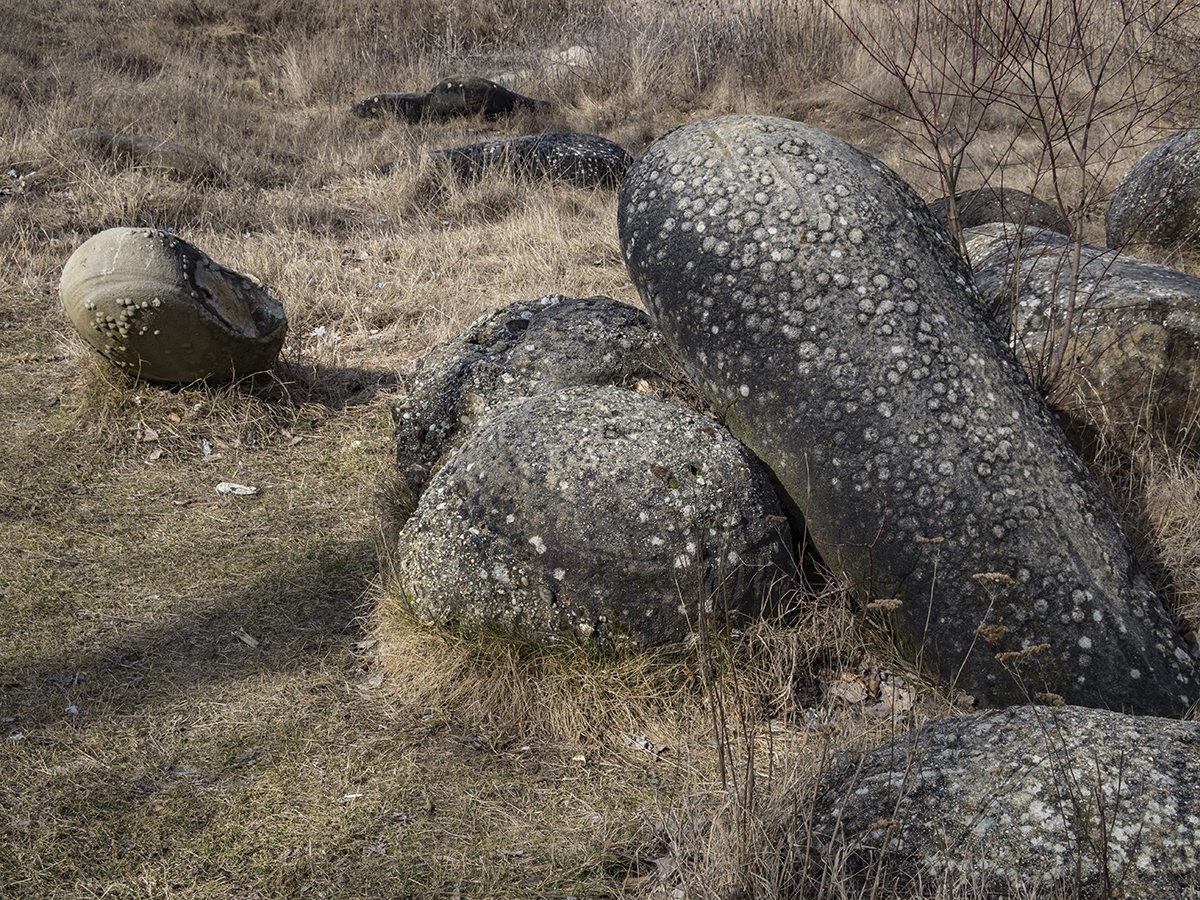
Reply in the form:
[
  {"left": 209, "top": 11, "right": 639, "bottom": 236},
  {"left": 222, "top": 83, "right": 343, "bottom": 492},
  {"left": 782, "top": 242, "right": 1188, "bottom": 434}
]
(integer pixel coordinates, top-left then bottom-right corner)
[
  {"left": 432, "top": 132, "right": 632, "bottom": 188},
  {"left": 351, "top": 92, "right": 428, "bottom": 122},
  {"left": 1107, "top": 127, "right": 1200, "bottom": 249},
  {"left": 67, "top": 127, "right": 219, "bottom": 181},
  {"left": 394, "top": 385, "right": 793, "bottom": 647},
  {"left": 424, "top": 75, "right": 548, "bottom": 120},
  {"left": 927, "top": 187, "right": 1068, "bottom": 237},
  {"left": 966, "top": 223, "right": 1200, "bottom": 447},
  {"left": 61, "top": 228, "right": 287, "bottom": 383},
  {"left": 814, "top": 705, "right": 1200, "bottom": 896},
  {"left": 392, "top": 295, "right": 689, "bottom": 499},
  {"left": 618, "top": 114, "right": 1198, "bottom": 714}
]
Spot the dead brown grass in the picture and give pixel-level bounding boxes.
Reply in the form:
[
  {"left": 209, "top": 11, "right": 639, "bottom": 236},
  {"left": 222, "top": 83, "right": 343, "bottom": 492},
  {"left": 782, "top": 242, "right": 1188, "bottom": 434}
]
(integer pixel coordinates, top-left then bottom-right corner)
[{"left": 4, "top": 0, "right": 1200, "bottom": 897}]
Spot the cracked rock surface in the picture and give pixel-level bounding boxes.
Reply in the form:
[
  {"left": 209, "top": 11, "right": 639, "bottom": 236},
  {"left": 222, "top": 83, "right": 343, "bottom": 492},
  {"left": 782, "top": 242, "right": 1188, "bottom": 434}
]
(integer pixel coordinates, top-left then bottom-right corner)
[
  {"left": 814, "top": 705, "right": 1200, "bottom": 897},
  {"left": 391, "top": 295, "right": 691, "bottom": 500},
  {"left": 60, "top": 227, "right": 287, "bottom": 383},
  {"left": 394, "top": 384, "right": 793, "bottom": 647},
  {"left": 618, "top": 114, "right": 1197, "bottom": 713}
]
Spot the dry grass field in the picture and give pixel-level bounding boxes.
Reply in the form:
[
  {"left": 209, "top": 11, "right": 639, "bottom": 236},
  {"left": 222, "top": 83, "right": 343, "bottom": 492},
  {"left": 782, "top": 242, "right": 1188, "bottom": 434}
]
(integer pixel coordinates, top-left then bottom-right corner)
[{"left": 3, "top": 0, "right": 1200, "bottom": 897}]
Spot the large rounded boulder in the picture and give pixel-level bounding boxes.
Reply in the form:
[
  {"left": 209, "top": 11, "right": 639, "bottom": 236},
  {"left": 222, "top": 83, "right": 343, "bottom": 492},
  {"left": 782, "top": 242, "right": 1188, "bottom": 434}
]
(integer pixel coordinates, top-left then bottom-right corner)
[
  {"left": 393, "top": 385, "right": 793, "bottom": 648},
  {"left": 1106, "top": 126, "right": 1200, "bottom": 249},
  {"left": 618, "top": 114, "right": 1198, "bottom": 714},
  {"left": 61, "top": 228, "right": 287, "bottom": 383},
  {"left": 392, "top": 295, "right": 690, "bottom": 498},
  {"left": 966, "top": 223, "right": 1200, "bottom": 447},
  {"left": 814, "top": 705, "right": 1200, "bottom": 896}
]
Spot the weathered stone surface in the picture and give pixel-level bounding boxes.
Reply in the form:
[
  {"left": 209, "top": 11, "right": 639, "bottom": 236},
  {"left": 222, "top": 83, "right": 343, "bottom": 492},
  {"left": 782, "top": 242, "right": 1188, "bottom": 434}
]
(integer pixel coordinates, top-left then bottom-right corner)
[
  {"left": 392, "top": 295, "right": 688, "bottom": 499},
  {"left": 814, "top": 705, "right": 1200, "bottom": 896},
  {"left": 352, "top": 76, "right": 547, "bottom": 123},
  {"left": 1107, "top": 127, "right": 1200, "bottom": 249},
  {"left": 927, "top": 187, "right": 1069, "bottom": 236},
  {"left": 351, "top": 92, "right": 428, "bottom": 122},
  {"left": 967, "top": 223, "right": 1200, "bottom": 447},
  {"left": 431, "top": 132, "right": 632, "bottom": 188},
  {"left": 424, "top": 75, "right": 548, "bottom": 120},
  {"left": 394, "top": 385, "right": 793, "bottom": 647},
  {"left": 67, "top": 127, "right": 219, "bottom": 180},
  {"left": 61, "top": 227, "right": 287, "bottom": 383},
  {"left": 618, "top": 114, "right": 1198, "bottom": 714}
]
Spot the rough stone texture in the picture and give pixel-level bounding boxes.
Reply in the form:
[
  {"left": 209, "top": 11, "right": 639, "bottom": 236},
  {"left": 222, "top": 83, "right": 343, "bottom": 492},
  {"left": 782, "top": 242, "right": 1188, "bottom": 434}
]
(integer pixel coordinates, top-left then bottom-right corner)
[
  {"left": 814, "top": 705, "right": 1200, "bottom": 897},
  {"left": 424, "top": 75, "right": 549, "bottom": 120},
  {"left": 61, "top": 228, "right": 287, "bottom": 383},
  {"left": 67, "top": 127, "right": 219, "bottom": 180},
  {"left": 352, "top": 76, "right": 547, "bottom": 122},
  {"left": 431, "top": 132, "right": 633, "bottom": 188},
  {"left": 927, "top": 187, "right": 1069, "bottom": 236},
  {"left": 1107, "top": 127, "right": 1200, "bottom": 249},
  {"left": 966, "top": 223, "right": 1200, "bottom": 447},
  {"left": 618, "top": 114, "right": 1198, "bottom": 714},
  {"left": 392, "top": 295, "right": 689, "bottom": 499},
  {"left": 351, "top": 92, "right": 428, "bottom": 122},
  {"left": 395, "top": 385, "right": 793, "bottom": 647}
]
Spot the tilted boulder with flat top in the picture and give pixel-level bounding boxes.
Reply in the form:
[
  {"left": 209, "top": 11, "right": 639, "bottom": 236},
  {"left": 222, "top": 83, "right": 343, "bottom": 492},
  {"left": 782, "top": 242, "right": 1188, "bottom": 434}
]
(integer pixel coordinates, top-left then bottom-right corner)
[
  {"left": 61, "top": 227, "right": 287, "bottom": 383},
  {"left": 394, "top": 384, "right": 793, "bottom": 648},
  {"left": 618, "top": 114, "right": 1198, "bottom": 714},
  {"left": 814, "top": 705, "right": 1200, "bottom": 896},
  {"left": 966, "top": 223, "right": 1200, "bottom": 448}
]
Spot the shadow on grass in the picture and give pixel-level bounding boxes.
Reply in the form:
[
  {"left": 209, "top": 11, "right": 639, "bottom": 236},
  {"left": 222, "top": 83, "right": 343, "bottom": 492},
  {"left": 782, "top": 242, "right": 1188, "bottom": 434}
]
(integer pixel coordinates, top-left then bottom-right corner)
[{"left": 0, "top": 540, "right": 375, "bottom": 731}]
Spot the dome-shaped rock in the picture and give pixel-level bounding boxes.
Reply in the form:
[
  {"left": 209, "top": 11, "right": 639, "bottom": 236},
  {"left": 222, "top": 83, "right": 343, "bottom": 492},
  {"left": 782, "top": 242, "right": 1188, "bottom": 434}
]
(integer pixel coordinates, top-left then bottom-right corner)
[
  {"left": 424, "top": 75, "right": 548, "bottom": 120},
  {"left": 814, "top": 705, "right": 1200, "bottom": 896},
  {"left": 618, "top": 114, "right": 1198, "bottom": 714},
  {"left": 61, "top": 228, "right": 287, "bottom": 383},
  {"left": 927, "top": 187, "right": 1069, "bottom": 237},
  {"left": 393, "top": 385, "right": 793, "bottom": 648},
  {"left": 392, "top": 295, "right": 689, "bottom": 499},
  {"left": 1106, "top": 126, "right": 1200, "bottom": 249}
]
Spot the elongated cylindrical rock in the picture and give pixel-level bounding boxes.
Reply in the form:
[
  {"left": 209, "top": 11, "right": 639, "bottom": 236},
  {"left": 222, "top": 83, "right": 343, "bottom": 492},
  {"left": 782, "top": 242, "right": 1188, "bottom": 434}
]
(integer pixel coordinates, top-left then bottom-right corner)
[{"left": 618, "top": 115, "right": 1198, "bottom": 714}]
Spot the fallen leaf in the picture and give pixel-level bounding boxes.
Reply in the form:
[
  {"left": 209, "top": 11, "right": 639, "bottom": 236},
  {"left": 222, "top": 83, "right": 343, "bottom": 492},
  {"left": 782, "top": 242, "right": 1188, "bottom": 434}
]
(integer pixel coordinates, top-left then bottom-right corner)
[{"left": 147, "top": 448, "right": 163, "bottom": 462}]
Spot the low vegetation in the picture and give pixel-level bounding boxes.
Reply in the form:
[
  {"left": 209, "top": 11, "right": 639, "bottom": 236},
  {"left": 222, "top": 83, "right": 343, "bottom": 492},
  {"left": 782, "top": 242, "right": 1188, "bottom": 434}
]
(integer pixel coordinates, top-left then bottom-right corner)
[{"left": 2, "top": 0, "right": 1199, "bottom": 896}]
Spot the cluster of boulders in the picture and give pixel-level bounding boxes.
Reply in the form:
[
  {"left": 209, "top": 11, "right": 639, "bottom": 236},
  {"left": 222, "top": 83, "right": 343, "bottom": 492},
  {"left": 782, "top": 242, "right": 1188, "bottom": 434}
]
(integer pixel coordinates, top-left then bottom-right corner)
[
  {"left": 388, "top": 295, "right": 793, "bottom": 647},
  {"left": 357, "top": 73, "right": 633, "bottom": 188},
  {"left": 56, "top": 91, "right": 1200, "bottom": 893},
  {"left": 609, "top": 115, "right": 1200, "bottom": 895}
]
